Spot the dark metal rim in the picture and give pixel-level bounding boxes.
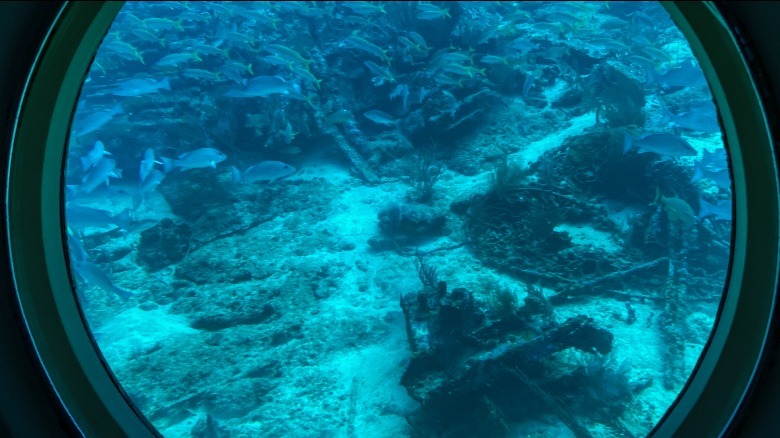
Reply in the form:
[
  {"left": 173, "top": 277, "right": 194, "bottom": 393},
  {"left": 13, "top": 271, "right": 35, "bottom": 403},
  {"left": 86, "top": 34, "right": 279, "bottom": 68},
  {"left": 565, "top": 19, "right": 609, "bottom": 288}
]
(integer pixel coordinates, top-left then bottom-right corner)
[{"left": 3, "top": 2, "right": 776, "bottom": 437}]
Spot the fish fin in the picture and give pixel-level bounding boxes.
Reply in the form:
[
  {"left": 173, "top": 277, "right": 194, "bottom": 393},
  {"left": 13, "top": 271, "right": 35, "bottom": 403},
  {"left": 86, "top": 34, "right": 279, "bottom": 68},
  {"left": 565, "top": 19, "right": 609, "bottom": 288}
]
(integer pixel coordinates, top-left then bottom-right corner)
[
  {"left": 115, "top": 287, "right": 134, "bottom": 301},
  {"left": 653, "top": 187, "right": 663, "bottom": 206},
  {"left": 65, "top": 185, "right": 79, "bottom": 199},
  {"left": 161, "top": 157, "right": 175, "bottom": 173},
  {"left": 691, "top": 165, "right": 704, "bottom": 183},
  {"left": 231, "top": 166, "right": 241, "bottom": 184},
  {"left": 644, "top": 66, "right": 658, "bottom": 85},
  {"left": 132, "top": 191, "right": 143, "bottom": 211},
  {"left": 623, "top": 132, "right": 634, "bottom": 153},
  {"left": 698, "top": 198, "right": 713, "bottom": 219},
  {"left": 113, "top": 208, "right": 132, "bottom": 230},
  {"left": 80, "top": 156, "right": 91, "bottom": 172}
]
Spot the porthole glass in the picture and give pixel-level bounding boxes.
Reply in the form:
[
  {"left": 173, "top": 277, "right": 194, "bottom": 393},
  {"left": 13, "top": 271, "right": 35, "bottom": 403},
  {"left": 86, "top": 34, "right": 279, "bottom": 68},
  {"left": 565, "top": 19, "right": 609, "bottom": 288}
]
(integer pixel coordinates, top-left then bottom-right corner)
[{"left": 62, "top": 2, "right": 731, "bottom": 436}]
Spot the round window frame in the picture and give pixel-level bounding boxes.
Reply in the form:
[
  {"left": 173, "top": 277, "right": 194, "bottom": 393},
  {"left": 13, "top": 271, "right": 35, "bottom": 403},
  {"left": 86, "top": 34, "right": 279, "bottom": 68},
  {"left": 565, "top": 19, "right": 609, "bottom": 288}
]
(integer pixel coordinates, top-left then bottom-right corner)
[{"left": 3, "top": 2, "right": 776, "bottom": 437}]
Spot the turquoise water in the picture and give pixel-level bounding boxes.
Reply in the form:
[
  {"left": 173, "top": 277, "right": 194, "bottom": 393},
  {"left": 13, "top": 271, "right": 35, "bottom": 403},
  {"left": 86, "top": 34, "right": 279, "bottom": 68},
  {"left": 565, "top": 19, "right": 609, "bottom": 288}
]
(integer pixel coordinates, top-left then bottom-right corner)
[{"left": 64, "top": 2, "right": 731, "bottom": 437}]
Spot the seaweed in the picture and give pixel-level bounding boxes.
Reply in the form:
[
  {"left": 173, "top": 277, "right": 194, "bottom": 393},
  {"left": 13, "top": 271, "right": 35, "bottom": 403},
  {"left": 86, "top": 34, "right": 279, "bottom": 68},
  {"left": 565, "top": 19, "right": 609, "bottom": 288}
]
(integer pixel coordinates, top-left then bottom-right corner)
[{"left": 408, "top": 143, "right": 444, "bottom": 204}]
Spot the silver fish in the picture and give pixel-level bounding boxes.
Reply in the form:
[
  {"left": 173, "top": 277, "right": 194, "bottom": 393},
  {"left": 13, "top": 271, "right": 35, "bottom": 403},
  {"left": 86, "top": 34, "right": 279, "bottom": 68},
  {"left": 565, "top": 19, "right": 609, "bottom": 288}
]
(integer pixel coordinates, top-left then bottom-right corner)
[
  {"left": 363, "top": 110, "right": 398, "bottom": 126},
  {"left": 66, "top": 229, "right": 88, "bottom": 264},
  {"left": 623, "top": 132, "right": 697, "bottom": 159},
  {"left": 691, "top": 163, "right": 730, "bottom": 189},
  {"left": 417, "top": 3, "right": 450, "bottom": 20},
  {"left": 72, "top": 259, "right": 134, "bottom": 301},
  {"left": 182, "top": 69, "right": 222, "bottom": 82},
  {"left": 365, "top": 61, "right": 395, "bottom": 84},
  {"left": 666, "top": 100, "right": 720, "bottom": 133},
  {"left": 110, "top": 77, "right": 171, "bottom": 97},
  {"left": 73, "top": 104, "right": 123, "bottom": 138},
  {"left": 139, "top": 148, "right": 161, "bottom": 182},
  {"left": 701, "top": 148, "right": 728, "bottom": 169},
  {"left": 79, "top": 140, "right": 111, "bottom": 172},
  {"left": 78, "top": 157, "right": 122, "bottom": 194},
  {"left": 651, "top": 62, "right": 708, "bottom": 89},
  {"left": 343, "top": 2, "right": 385, "bottom": 15},
  {"left": 223, "top": 75, "right": 301, "bottom": 98},
  {"left": 155, "top": 52, "right": 201, "bottom": 67},
  {"left": 341, "top": 35, "right": 390, "bottom": 63},
  {"left": 231, "top": 161, "right": 296, "bottom": 184},
  {"left": 161, "top": 148, "right": 227, "bottom": 172},
  {"left": 699, "top": 199, "right": 731, "bottom": 221},
  {"left": 133, "top": 169, "right": 165, "bottom": 210},
  {"left": 65, "top": 205, "right": 130, "bottom": 230}
]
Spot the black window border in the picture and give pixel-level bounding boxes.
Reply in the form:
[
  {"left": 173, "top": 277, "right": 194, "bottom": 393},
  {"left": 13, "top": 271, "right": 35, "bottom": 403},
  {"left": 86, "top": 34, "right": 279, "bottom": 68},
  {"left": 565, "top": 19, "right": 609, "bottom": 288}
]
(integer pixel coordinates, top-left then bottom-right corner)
[{"left": 1, "top": 2, "right": 776, "bottom": 437}]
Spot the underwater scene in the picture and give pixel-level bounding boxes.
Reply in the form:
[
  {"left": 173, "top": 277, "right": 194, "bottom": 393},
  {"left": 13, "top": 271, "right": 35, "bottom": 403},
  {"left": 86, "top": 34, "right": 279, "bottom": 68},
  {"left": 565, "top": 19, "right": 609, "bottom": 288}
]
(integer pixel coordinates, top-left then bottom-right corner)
[{"left": 63, "top": 1, "right": 732, "bottom": 437}]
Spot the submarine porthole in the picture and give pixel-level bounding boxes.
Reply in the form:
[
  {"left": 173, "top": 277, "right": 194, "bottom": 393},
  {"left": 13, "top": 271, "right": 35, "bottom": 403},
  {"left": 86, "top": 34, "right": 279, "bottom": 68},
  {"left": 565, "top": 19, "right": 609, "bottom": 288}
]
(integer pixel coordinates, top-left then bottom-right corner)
[
  {"left": 61, "top": 2, "right": 734, "bottom": 436},
  {"left": 8, "top": 1, "right": 776, "bottom": 437}
]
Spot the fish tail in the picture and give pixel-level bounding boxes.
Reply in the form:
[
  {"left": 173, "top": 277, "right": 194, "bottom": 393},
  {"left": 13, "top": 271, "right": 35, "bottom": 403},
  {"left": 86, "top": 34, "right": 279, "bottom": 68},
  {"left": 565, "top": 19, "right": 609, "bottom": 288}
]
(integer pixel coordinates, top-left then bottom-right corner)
[
  {"left": 623, "top": 132, "right": 634, "bottom": 153},
  {"left": 114, "top": 208, "right": 132, "bottom": 229},
  {"left": 691, "top": 165, "right": 704, "bottom": 183},
  {"left": 654, "top": 186, "right": 663, "bottom": 206},
  {"left": 698, "top": 199, "right": 712, "bottom": 219},
  {"left": 114, "top": 286, "right": 134, "bottom": 301},
  {"left": 161, "top": 157, "right": 175, "bottom": 173},
  {"left": 132, "top": 191, "right": 143, "bottom": 211},
  {"left": 231, "top": 166, "right": 242, "bottom": 184}
]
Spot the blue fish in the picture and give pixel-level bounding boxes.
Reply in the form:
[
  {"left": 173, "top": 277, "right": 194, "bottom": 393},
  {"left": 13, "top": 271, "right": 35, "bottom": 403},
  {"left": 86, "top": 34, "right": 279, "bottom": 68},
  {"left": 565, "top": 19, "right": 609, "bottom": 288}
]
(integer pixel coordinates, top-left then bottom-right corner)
[
  {"left": 363, "top": 110, "right": 398, "bottom": 126},
  {"left": 691, "top": 163, "right": 730, "bottom": 189},
  {"left": 66, "top": 205, "right": 131, "bottom": 230},
  {"left": 77, "top": 157, "right": 122, "bottom": 194},
  {"left": 648, "top": 61, "right": 708, "bottom": 90},
  {"left": 700, "top": 148, "right": 728, "bottom": 170},
  {"left": 73, "top": 259, "right": 134, "bottom": 301},
  {"left": 623, "top": 131, "right": 697, "bottom": 159},
  {"left": 133, "top": 169, "right": 165, "bottom": 210},
  {"left": 139, "top": 148, "right": 162, "bottom": 182},
  {"left": 161, "top": 148, "right": 227, "bottom": 172},
  {"left": 390, "top": 84, "right": 410, "bottom": 112},
  {"left": 66, "top": 229, "right": 88, "bottom": 264},
  {"left": 231, "top": 161, "right": 296, "bottom": 184},
  {"left": 73, "top": 104, "right": 123, "bottom": 138},
  {"left": 665, "top": 100, "right": 720, "bottom": 133},
  {"left": 110, "top": 77, "right": 171, "bottom": 97},
  {"left": 80, "top": 140, "right": 111, "bottom": 172},
  {"left": 223, "top": 75, "right": 301, "bottom": 98},
  {"left": 699, "top": 199, "right": 732, "bottom": 221}
]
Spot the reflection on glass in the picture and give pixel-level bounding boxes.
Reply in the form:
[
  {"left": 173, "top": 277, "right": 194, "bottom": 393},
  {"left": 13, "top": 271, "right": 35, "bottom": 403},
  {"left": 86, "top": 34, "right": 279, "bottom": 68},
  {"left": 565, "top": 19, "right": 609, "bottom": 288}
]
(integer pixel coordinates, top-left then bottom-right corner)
[{"left": 62, "top": 1, "right": 731, "bottom": 436}]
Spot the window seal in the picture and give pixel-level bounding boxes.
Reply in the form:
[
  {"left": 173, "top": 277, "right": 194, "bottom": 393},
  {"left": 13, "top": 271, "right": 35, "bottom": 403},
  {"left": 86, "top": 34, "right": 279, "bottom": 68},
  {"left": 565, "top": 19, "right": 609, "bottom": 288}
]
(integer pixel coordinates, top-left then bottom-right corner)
[
  {"left": 5, "top": 1, "right": 156, "bottom": 436},
  {"left": 3, "top": 2, "right": 777, "bottom": 437},
  {"left": 652, "top": 2, "right": 779, "bottom": 436}
]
